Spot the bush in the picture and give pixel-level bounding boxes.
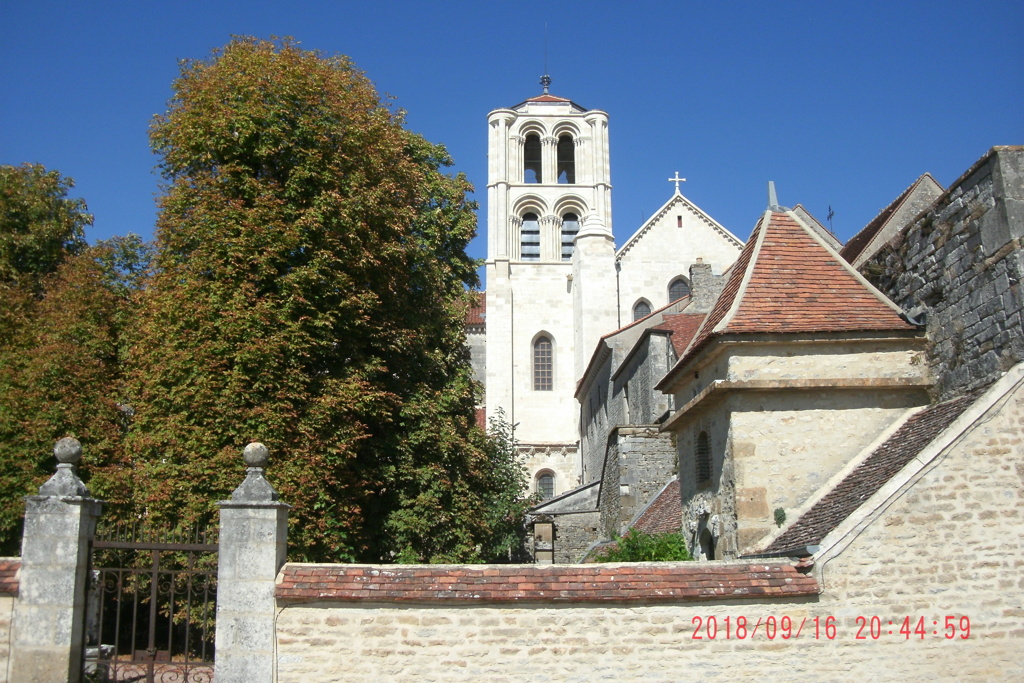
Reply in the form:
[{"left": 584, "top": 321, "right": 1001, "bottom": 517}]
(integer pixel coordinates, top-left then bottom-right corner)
[{"left": 591, "top": 529, "right": 692, "bottom": 562}]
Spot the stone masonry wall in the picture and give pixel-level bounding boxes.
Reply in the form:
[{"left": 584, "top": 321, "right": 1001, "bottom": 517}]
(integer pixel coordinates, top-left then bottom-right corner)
[
  {"left": 268, "top": 372, "right": 1024, "bottom": 681},
  {"left": 604, "top": 427, "right": 676, "bottom": 537},
  {"left": 863, "top": 146, "right": 1024, "bottom": 400}
]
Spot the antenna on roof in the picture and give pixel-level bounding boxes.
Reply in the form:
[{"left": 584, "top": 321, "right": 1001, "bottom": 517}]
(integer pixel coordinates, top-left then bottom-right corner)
[
  {"left": 767, "top": 181, "right": 782, "bottom": 211},
  {"left": 541, "top": 24, "right": 551, "bottom": 93}
]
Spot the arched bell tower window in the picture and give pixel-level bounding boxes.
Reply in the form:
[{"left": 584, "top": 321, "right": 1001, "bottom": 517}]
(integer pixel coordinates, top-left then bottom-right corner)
[
  {"left": 632, "top": 300, "right": 651, "bottom": 321},
  {"left": 561, "top": 213, "right": 579, "bottom": 260},
  {"left": 521, "top": 213, "right": 540, "bottom": 261},
  {"left": 669, "top": 277, "right": 691, "bottom": 302},
  {"left": 557, "top": 134, "right": 575, "bottom": 184},
  {"left": 533, "top": 335, "right": 553, "bottom": 391},
  {"left": 524, "top": 134, "right": 542, "bottom": 183}
]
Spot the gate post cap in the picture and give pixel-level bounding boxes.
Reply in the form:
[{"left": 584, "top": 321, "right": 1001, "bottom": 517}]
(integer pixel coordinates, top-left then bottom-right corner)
[
  {"left": 243, "top": 442, "right": 270, "bottom": 468},
  {"left": 54, "top": 437, "right": 82, "bottom": 464}
]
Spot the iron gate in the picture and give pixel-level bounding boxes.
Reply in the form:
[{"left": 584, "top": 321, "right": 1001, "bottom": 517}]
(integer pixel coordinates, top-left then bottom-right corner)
[{"left": 84, "top": 524, "right": 217, "bottom": 682}]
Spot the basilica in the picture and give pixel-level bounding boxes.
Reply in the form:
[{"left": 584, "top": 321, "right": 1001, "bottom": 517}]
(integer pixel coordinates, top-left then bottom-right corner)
[{"left": 469, "top": 82, "right": 1024, "bottom": 565}]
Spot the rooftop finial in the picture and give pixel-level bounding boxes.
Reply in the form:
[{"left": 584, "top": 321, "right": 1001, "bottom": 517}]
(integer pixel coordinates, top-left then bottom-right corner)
[
  {"left": 767, "top": 181, "right": 782, "bottom": 211},
  {"left": 668, "top": 172, "right": 686, "bottom": 194},
  {"left": 541, "top": 23, "right": 551, "bottom": 94}
]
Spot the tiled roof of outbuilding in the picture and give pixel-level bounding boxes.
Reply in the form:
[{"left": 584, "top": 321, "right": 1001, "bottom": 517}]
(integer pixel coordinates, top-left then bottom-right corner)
[
  {"left": 651, "top": 314, "right": 706, "bottom": 356},
  {"left": 661, "top": 210, "right": 916, "bottom": 387},
  {"left": 763, "top": 391, "right": 980, "bottom": 554},
  {"left": 631, "top": 480, "right": 682, "bottom": 535}
]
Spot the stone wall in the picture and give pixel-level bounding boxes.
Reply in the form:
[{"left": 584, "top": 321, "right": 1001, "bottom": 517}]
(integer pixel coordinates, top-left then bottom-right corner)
[
  {"left": 546, "top": 510, "right": 602, "bottom": 564},
  {"left": 599, "top": 427, "right": 677, "bottom": 538},
  {"left": 863, "top": 146, "right": 1024, "bottom": 400}
]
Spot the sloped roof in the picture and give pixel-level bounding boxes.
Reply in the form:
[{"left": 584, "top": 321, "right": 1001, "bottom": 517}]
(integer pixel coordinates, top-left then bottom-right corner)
[
  {"left": 651, "top": 313, "right": 706, "bottom": 356},
  {"left": 466, "top": 292, "right": 485, "bottom": 327},
  {"left": 511, "top": 92, "right": 589, "bottom": 113},
  {"left": 839, "top": 173, "right": 942, "bottom": 265},
  {"left": 660, "top": 210, "right": 917, "bottom": 388},
  {"left": 762, "top": 391, "right": 980, "bottom": 554},
  {"left": 630, "top": 479, "right": 682, "bottom": 535}
]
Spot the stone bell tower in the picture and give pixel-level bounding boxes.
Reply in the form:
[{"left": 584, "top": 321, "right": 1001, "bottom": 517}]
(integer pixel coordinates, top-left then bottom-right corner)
[{"left": 484, "top": 76, "right": 614, "bottom": 498}]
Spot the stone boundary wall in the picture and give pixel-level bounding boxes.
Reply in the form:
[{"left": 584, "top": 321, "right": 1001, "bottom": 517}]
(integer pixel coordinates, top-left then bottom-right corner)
[
  {"left": 276, "top": 562, "right": 816, "bottom": 603},
  {"left": 863, "top": 146, "right": 1024, "bottom": 399}
]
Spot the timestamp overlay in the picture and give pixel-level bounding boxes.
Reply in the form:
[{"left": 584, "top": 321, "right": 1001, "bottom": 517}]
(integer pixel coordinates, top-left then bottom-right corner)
[{"left": 688, "top": 615, "right": 972, "bottom": 641}]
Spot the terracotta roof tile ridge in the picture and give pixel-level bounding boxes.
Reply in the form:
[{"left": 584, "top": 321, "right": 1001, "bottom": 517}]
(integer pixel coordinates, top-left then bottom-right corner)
[
  {"left": 670, "top": 211, "right": 770, "bottom": 367},
  {"left": 778, "top": 208, "right": 914, "bottom": 322}
]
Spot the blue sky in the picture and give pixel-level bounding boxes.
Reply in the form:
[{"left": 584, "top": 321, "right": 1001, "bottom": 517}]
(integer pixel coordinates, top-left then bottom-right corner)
[{"left": 2, "top": 1, "right": 1021, "bottom": 288}]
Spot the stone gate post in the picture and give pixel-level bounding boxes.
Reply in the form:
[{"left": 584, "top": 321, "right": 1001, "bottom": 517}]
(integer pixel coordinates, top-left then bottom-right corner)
[
  {"left": 9, "top": 437, "right": 103, "bottom": 683},
  {"left": 215, "top": 442, "right": 289, "bottom": 683}
]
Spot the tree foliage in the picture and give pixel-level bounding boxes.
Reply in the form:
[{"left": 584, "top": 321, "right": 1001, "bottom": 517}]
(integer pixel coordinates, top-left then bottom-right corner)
[
  {"left": 0, "top": 242, "right": 146, "bottom": 553},
  {"left": 0, "top": 164, "right": 90, "bottom": 291},
  {"left": 125, "top": 37, "right": 525, "bottom": 562}
]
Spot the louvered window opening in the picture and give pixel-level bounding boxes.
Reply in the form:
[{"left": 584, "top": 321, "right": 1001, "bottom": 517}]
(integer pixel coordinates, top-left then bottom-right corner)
[
  {"left": 521, "top": 213, "right": 540, "bottom": 261},
  {"left": 696, "top": 431, "right": 712, "bottom": 483},
  {"left": 561, "top": 213, "right": 579, "bottom": 260}
]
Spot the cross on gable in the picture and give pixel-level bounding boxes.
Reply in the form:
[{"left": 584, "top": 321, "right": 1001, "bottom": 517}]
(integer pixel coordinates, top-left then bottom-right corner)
[{"left": 668, "top": 172, "right": 686, "bottom": 193}]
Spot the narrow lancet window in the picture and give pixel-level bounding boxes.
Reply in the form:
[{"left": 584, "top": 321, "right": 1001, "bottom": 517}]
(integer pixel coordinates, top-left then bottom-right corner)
[
  {"left": 533, "top": 336, "right": 553, "bottom": 390},
  {"left": 633, "top": 301, "right": 651, "bottom": 321},
  {"left": 561, "top": 213, "right": 579, "bottom": 260},
  {"left": 557, "top": 134, "right": 575, "bottom": 184},
  {"left": 524, "top": 134, "right": 542, "bottom": 183}
]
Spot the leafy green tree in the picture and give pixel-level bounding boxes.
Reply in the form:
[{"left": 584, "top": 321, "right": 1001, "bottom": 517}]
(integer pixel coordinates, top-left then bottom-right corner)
[
  {"left": 0, "top": 164, "right": 90, "bottom": 290},
  {"left": 127, "top": 36, "right": 524, "bottom": 562},
  {"left": 0, "top": 244, "right": 145, "bottom": 553}
]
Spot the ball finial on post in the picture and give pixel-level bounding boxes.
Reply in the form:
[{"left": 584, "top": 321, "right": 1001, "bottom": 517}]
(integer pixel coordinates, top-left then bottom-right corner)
[
  {"left": 54, "top": 437, "right": 83, "bottom": 465},
  {"left": 243, "top": 442, "right": 270, "bottom": 468}
]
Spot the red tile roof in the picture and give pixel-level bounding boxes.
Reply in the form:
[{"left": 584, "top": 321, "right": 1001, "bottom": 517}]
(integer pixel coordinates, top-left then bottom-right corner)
[
  {"left": 651, "top": 314, "right": 706, "bottom": 356},
  {"left": 466, "top": 292, "right": 485, "bottom": 327},
  {"left": 763, "top": 391, "right": 979, "bottom": 554},
  {"left": 524, "top": 93, "right": 573, "bottom": 103},
  {"left": 662, "top": 211, "right": 916, "bottom": 385},
  {"left": 0, "top": 558, "right": 19, "bottom": 596},
  {"left": 631, "top": 480, "right": 682, "bottom": 535},
  {"left": 277, "top": 562, "right": 817, "bottom": 603}
]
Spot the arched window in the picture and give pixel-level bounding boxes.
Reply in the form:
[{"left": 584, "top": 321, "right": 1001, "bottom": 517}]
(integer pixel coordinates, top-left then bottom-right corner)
[
  {"left": 696, "top": 431, "right": 711, "bottom": 483},
  {"left": 533, "top": 335, "right": 553, "bottom": 390},
  {"left": 556, "top": 134, "right": 575, "bottom": 184},
  {"left": 524, "top": 134, "right": 542, "bottom": 183},
  {"left": 561, "top": 213, "right": 579, "bottom": 260},
  {"left": 520, "top": 213, "right": 540, "bottom": 261},
  {"left": 537, "top": 471, "right": 555, "bottom": 500},
  {"left": 632, "top": 301, "right": 651, "bottom": 321},
  {"left": 669, "top": 277, "right": 691, "bottom": 302}
]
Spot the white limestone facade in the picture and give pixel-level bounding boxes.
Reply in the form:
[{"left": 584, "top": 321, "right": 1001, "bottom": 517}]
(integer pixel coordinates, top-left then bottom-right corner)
[
  {"left": 482, "top": 87, "right": 745, "bottom": 499},
  {"left": 616, "top": 191, "right": 743, "bottom": 324},
  {"left": 484, "top": 91, "right": 611, "bottom": 497}
]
